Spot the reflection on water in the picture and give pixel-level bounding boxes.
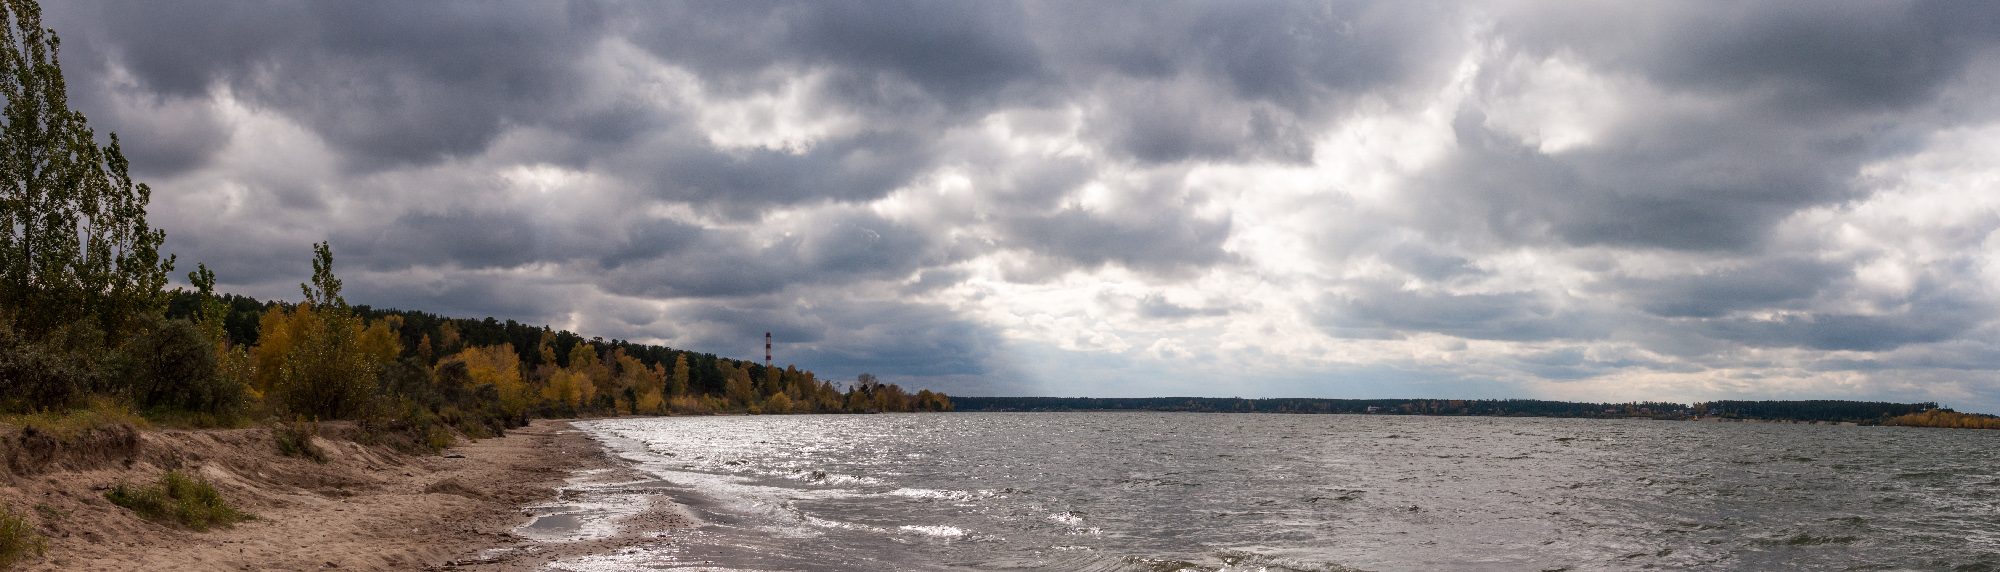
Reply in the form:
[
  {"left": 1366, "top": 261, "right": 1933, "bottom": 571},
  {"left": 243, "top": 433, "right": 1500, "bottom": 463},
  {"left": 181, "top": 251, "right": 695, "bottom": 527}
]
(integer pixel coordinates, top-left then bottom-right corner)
[{"left": 563, "top": 412, "right": 2000, "bottom": 571}]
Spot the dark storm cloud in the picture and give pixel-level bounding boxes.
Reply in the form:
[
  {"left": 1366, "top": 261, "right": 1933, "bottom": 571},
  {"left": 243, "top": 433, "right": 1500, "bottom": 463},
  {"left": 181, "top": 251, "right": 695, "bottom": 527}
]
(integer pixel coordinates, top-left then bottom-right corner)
[
  {"left": 1063, "top": 1, "right": 1454, "bottom": 98},
  {"left": 50, "top": 0, "right": 608, "bottom": 169},
  {"left": 340, "top": 272, "right": 568, "bottom": 324},
  {"left": 1320, "top": 287, "right": 1610, "bottom": 342},
  {"left": 1379, "top": 243, "right": 1485, "bottom": 282},
  {"left": 1000, "top": 208, "right": 1234, "bottom": 275},
  {"left": 621, "top": 1, "right": 1046, "bottom": 110},
  {"left": 1496, "top": 2, "right": 2000, "bottom": 111},
  {"left": 1609, "top": 258, "right": 1847, "bottom": 318},
  {"left": 1051, "top": 1, "right": 1462, "bottom": 163},
  {"left": 1088, "top": 84, "right": 1317, "bottom": 164},
  {"left": 595, "top": 210, "right": 950, "bottom": 299},
  {"left": 630, "top": 131, "right": 941, "bottom": 211},
  {"left": 1407, "top": 2, "right": 2000, "bottom": 255},
  {"left": 35, "top": 0, "right": 2000, "bottom": 404},
  {"left": 342, "top": 210, "right": 542, "bottom": 271},
  {"left": 1698, "top": 285, "right": 1989, "bottom": 352},
  {"left": 599, "top": 218, "right": 707, "bottom": 269},
  {"left": 1413, "top": 108, "right": 1879, "bottom": 252},
  {"left": 675, "top": 297, "right": 1004, "bottom": 378}
]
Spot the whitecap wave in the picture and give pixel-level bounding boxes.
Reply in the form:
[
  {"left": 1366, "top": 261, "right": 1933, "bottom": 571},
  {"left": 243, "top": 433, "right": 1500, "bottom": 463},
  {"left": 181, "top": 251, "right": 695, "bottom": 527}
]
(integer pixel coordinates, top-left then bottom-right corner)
[{"left": 899, "top": 524, "right": 969, "bottom": 537}]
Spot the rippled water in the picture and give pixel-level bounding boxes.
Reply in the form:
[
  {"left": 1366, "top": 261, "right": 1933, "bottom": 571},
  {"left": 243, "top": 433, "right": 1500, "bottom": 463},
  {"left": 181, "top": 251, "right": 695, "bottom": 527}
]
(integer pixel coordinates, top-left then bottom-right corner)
[{"left": 562, "top": 412, "right": 2000, "bottom": 571}]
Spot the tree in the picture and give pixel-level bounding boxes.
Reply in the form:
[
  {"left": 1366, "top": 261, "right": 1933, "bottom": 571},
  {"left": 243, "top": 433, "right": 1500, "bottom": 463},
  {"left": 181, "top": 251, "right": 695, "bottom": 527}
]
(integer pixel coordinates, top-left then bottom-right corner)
[
  {"left": 187, "top": 263, "right": 251, "bottom": 401},
  {"left": 670, "top": 354, "right": 690, "bottom": 396},
  {"left": 564, "top": 342, "right": 604, "bottom": 410},
  {"left": 254, "top": 243, "right": 397, "bottom": 419},
  {"left": 0, "top": 0, "right": 172, "bottom": 339},
  {"left": 449, "top": 343, "right": 527, "bottom": 418}
]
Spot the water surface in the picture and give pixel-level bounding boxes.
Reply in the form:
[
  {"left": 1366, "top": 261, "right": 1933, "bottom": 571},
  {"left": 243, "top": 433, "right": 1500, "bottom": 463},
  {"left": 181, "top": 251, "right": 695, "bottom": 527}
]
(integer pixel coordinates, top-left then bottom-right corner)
[{"left": 556, "top": 412, "right": 2000, "bottom": 571}]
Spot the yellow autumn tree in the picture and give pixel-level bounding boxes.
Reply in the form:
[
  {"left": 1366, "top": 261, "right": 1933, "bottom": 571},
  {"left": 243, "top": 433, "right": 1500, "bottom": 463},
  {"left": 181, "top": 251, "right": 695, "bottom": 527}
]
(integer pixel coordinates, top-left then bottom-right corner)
[
  {"left": 566, "top": 343, "right": 606, "bottom": 410},
  {"left": 614, "top": 351, "right": 659, "bottom": 415},
  {"left": 721, "top": 361, "right": 755, "bottom": 409},
  {"left": 542, "top": 368, "right": 588, "bottom": 410},
  {"left": 844, "top": 387, "right": 871, "bottom": 412},
  {"left": 449, "top": 343, "right": 528, "bottom": 418},
  {"left": 251, "top": 243, "right": 398, "bottom": 419},
  {"left": 762, "top": 365, "right": 784, "bottom": 399},
  {"left": 765, "top": 392, "right": 793, "bottom": 414},
  {"left": 249, "top": 302, "right": 307, "bottom": 400},
  {"left": 670, "top": 354, "right": 690, "bottom": 396},
  {"left": 816, "top": 380, "right": 842, "bottom": 411}
]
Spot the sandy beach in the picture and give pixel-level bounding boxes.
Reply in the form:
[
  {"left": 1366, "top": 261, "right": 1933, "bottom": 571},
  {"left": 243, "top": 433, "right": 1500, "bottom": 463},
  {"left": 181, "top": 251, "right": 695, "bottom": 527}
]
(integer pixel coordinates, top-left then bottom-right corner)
[{"left": 2, "top": 418, "right": 692, "bottom": 572}]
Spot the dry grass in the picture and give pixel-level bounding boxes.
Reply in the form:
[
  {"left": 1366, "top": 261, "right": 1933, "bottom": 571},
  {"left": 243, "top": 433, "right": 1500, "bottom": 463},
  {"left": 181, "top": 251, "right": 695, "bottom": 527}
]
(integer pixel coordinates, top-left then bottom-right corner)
[{"left": 0, "top": 397, "right": 147, "bottom": 441}]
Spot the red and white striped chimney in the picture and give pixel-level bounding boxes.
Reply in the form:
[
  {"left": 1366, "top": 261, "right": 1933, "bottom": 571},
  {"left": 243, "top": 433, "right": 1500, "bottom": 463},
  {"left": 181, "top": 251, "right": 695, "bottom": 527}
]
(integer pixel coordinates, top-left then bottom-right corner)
[{"left": 765, "top": 332, "right": 772, "bottom": 367}]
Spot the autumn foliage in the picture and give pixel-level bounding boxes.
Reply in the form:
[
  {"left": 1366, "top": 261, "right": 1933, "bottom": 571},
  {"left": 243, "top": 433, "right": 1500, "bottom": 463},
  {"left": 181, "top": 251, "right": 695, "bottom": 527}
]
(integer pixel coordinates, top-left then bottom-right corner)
[{"left": 1885, "top": 409, "right": 2000, "bottom": 430}]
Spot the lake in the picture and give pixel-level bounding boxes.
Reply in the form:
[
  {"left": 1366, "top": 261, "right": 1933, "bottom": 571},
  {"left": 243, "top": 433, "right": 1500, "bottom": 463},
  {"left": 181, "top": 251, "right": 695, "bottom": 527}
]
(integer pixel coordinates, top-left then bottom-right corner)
[{"left": 547, "top": 412, "right": 2000, "bottom": 571}]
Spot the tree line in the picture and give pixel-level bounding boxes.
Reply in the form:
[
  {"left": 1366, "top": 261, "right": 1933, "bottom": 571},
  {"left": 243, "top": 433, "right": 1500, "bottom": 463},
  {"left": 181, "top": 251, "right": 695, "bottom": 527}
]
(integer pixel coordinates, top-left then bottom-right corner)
[{"left": 159, "top": 260, "right": 956, "bottom": 423}]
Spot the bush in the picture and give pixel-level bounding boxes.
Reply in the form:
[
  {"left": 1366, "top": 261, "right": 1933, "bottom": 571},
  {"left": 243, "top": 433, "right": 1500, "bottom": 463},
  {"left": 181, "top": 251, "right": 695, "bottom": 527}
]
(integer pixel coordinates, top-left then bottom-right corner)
[
  {"left": 105, "top": 470, "right": 251, "bottom": 531},
  {"left": 273, "top": 418, "right": 326, "bottom": 462},
  {"left": 402, "top": 401, "right": 455, "bottom": 453},
  {"left": 0, "top": 503, "right": 45, "bottom": 569},
  {"left": 110, "top": 314, "right": 244, "bottom": 420},
  {"left": 0, "top": 317, "right": 105, "bottom": 412}
]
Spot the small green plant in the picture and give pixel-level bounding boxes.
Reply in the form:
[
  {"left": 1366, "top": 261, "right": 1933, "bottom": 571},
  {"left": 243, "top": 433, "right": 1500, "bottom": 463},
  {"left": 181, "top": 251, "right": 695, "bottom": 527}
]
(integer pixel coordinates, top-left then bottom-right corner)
[
  {"left": 273, "top": 417, "right": 326, "bottom": 462},
  {"left": 0, "top": 504, "right": 45, "bottom": 568},
  {"left": 105, "top": 471, "right": 251, "bottom": 531}
]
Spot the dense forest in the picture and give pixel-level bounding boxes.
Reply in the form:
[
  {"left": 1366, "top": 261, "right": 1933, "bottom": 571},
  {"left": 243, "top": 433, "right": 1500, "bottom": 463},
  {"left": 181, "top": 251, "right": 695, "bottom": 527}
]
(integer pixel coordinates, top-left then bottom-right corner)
[
  {"left": 952, "top": 396, "right": 1949, "bottom": 424},
  {"left": 158, "top": 287, "right": 953, "bottom": 420}
]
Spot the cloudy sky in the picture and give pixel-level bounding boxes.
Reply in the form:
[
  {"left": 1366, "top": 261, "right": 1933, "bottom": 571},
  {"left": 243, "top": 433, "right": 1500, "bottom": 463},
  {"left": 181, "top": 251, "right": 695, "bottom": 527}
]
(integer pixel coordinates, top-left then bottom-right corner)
[{"left": 43, "top": 1, "right": 2000, "bottom": 411}]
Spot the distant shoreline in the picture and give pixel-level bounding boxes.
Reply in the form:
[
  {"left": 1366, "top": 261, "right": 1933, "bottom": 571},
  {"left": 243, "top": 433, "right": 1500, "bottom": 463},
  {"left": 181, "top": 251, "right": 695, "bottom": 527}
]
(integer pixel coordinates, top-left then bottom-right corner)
[{"left": 948, "top": 396, "right": 1996, "bottom": 427}]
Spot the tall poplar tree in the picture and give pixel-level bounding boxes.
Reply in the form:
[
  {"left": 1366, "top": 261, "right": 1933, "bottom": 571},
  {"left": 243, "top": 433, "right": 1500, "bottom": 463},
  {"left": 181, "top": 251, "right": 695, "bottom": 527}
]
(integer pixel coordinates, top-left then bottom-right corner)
[{"left": 0, "top": 0, "right": 172, "bottom": 339}]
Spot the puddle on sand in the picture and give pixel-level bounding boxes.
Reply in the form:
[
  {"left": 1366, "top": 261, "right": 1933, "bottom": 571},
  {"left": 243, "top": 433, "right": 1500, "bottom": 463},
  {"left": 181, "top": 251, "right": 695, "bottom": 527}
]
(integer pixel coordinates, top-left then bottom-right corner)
[{"left": 525, "top": 513, "right": 585, "bottom": 532}]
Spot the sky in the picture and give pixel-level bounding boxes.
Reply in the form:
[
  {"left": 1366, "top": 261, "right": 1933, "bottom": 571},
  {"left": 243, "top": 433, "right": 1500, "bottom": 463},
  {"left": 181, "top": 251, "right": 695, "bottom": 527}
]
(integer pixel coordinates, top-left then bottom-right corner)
[{"left": 41, "top": 1, "right": 2000, "bottom": 412}]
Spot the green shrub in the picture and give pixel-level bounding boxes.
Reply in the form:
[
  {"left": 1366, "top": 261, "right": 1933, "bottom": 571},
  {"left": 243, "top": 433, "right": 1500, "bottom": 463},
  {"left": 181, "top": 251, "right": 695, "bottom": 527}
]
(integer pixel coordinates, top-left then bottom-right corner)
[
  {"left": 105, "top": 470, "right": 251, "bottom": 531},
  {"left": 0, "top": 317, "right": 105, "bottom": 412},
  {"left": 272, "top": 418, "right": 326, "bottom": 463},
  {"left": 110, "top": 314, "right": 245, "bottom": 421},
  {"left": 0, "top": 504, "right": 45, "bottom": 569},
  {"left": 400, "top": 401, "right": 455, "bottom": 454}
]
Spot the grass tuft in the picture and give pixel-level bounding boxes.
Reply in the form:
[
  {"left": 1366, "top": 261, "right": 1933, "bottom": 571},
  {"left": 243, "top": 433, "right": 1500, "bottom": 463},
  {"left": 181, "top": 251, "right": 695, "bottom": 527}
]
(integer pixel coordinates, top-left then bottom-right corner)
[
  {"left": 0, "top": 504, "right": 45, "bottom": 569},
  {"left": 273, "top": 417, "right": 326, "bottom": 463},
  {"left": 105, "top": 470, "right": 252, "bottom": 531}
]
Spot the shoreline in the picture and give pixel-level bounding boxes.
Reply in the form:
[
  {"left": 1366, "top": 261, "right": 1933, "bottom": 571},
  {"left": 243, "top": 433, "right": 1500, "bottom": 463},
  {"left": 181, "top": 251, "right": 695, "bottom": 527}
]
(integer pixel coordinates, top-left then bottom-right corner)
[
  {"left": 444, "top": 420, "right": 700, "bottom": 572},
  {"left": 8, "top": 418, "right": 667, "bottom": 571}
]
